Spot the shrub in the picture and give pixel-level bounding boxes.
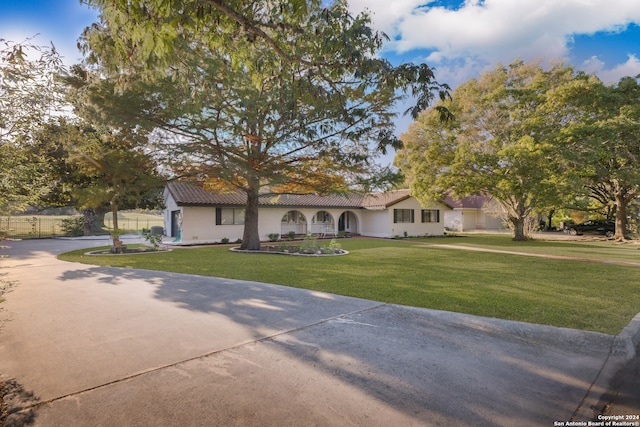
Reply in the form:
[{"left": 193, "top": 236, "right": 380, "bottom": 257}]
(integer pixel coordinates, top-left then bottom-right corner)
[
  {"left": 328, "top": 239, "right": 342, "bottom": 251},
  {"left": 267, "top": 233, "right": 280, "bottom": 242},
  {"left": 287, "top": 231, "right": 296, "bottom": 240},
  {"left": 220, "top": 237, "right": 230, "bottom": 244},
  {"left": 60, "top": 217, "right": 85, "bottom": 237},
  {"left": 143, "top": 232, "right": 163, "bottom": 249}
]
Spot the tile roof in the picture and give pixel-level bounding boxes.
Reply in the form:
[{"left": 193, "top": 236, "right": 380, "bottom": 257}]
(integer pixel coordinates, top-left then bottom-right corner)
[
  {"left": 442, "top": 193, "right": 492, "bottom": 209},
  {"left": 362, "top": 189, "right": 412, "bottom": 209},
  {"left": 166, "top": 182, "right": 412, "bottom": 209}
]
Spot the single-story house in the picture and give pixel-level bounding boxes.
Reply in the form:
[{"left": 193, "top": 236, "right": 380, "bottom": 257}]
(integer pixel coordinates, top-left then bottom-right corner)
[
  {"left": 442, "top": 193, "right": 505, "bottom": 231},
  {"left": 163, "top": 182, "right": 451, "bottom": 244}
]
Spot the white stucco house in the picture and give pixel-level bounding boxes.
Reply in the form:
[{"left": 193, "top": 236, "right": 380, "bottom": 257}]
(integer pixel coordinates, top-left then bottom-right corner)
[
  {"left": 442, "top": 193, "right": 505, "bottom": 232},
  {"left": 163, "top": 182, "right": 451, "bottom": 244}
]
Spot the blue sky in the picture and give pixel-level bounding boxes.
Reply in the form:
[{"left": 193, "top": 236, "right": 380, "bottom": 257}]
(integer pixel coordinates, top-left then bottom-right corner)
[
  {"left": 2, "top": 0, "right": 639, "bottom": 85},
  {"left": 2, "top": 0, "right": 639, "bottom": 162}
]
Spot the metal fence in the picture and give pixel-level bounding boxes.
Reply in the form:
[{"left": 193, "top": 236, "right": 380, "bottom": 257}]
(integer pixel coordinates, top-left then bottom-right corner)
[{"left": 0, "top": 216, "right": 165, "bottom": 239}]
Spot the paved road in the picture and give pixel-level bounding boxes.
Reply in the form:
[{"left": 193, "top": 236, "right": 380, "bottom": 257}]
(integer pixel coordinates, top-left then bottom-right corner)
[{"left": 1, "top": 238, "right": 638, "bottom": 426}]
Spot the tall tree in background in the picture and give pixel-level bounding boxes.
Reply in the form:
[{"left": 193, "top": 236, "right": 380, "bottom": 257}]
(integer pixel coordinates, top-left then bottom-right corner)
[
  {"left": 0, "top": 38, "right": 66, "bottom": 213},
  {"left": 549, "top": 75, "right": 640, "bottom": 240},
  {"left": 66, "top": 127, "right": 164, "bottom": 232},
  {"left": 80, "top": 0, "right": 448, "bottom": 249},
  {"left": 30, "top": 119, "right": 164, "bottom": 235},
  {"left": 396, "top": 61, "right": 577, "bottom": 240}
]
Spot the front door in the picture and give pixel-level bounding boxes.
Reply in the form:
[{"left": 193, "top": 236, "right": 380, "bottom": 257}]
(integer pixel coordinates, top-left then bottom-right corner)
[{"left": 170, "top": 210, "right": 181, "bottom": 238}]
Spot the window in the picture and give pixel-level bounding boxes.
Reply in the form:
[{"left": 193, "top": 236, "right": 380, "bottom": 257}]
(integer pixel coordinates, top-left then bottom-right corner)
[
  {"left": 313, "top": 211, "right": 333, "bottom": 223},
  {"left": 216, "top": 208, "right": 245, "bottom": 225},
  {"left": 282, "top": 210, "right": 306, "bottom": 224},
  {"left": 393, "top": 209, "right": 414, "bottom": 223},
  {"left": 421, "top": 209, "right": 440, "bottom": 223}
]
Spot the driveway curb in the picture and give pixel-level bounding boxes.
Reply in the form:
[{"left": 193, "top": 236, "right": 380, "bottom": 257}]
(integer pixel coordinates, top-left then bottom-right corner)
[{"left": 573, "top": 312, "right": 640, "bottom": 420}]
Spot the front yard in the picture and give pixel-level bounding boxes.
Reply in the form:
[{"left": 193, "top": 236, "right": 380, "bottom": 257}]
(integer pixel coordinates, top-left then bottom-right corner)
[{"left": 58, "top": 235, "right": 640, "bottom": 335}]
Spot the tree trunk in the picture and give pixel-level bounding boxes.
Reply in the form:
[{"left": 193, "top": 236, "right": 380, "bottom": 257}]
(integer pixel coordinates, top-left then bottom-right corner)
[
  {"left": 241, "top": 185, "right": 261, "bottom": 250},
  {"left": 111, "top": 204, "right": 119, "bottom": 231},
  {"left": 546, "top": 208, "right": 555, "bottom": 231},
  {"left": 613, "top": 193, "right": 628, "bottom": 240},
  {"left": 83, "top": 208, "right": 95, "bottom": 236},
  {"left": 511, "top": 216, "right": 528, "bottom": 241},
  {"left": 93, "top": 207, "right": 108, "bottom": 233}
]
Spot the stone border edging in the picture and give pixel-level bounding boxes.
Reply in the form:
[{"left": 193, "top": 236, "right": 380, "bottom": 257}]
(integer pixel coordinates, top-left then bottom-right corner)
[
  {"left": 229, "top": 247, "right": 349, "bottom": 257},
  {"left": 85, "top": 248, "right": 172, "bottom": 256}
]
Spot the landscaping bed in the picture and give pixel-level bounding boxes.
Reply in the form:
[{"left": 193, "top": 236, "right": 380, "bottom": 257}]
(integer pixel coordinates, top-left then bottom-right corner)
[
  {"left": 230, "top": 245, "right": 347, "bottom": 256},
  {"left": 86, "top": 246, "right": 171, "bottom": 255}
]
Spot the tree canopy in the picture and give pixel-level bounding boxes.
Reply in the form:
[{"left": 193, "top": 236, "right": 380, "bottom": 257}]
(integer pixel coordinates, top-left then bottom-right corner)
[
  {"left": 548, "top": 74, "right": 640, "bottom": 239},
  {"left": 80, "top": 0, "right": 449, "bottom": 249},
  {"left": 396, "top": 61, "right": 577, "bottom": 240},
  {"left": 0, "top": 38, "right": 66, "bottom": 213}
]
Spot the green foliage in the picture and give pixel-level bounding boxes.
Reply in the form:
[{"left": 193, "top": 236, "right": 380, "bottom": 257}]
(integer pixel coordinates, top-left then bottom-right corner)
[
  {"left": 327, "top": 238, "right": 342, "bottom": 251},
  {"left": 60, "top": 216, "right": 85, "bottom": 237},
  {"left": 300, "top": 233, "right": 320, "bottom": 254},
  {"left": 396, "top": 61, "right": 580, "bottom": 241},
  {"left": 0, "top": 38, "right": 67, "bottom": 213},
  {"left": 143, "top": 232, "right": 163, "bottom": 249},
  {"left": 79, "top": 0, "right": 448, "bottom": 250},
  {"left": 109, "top": 228, "right": 125, "bottom": 244},
  {"left": 550, "top": 75, "right": 640, "bottom": 239},
  {"left": 267, "top": 233, "right": 280, "bottom": 242}
]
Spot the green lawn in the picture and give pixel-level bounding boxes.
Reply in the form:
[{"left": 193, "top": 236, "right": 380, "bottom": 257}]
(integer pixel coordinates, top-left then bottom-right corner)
[{"left": 58, "top": 235, "right": 640, "bottom": 335}]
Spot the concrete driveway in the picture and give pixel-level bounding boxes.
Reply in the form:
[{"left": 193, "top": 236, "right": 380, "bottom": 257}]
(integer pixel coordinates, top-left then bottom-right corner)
[{"left": 0, "top": 238, "right": 638, "bottom": 426}]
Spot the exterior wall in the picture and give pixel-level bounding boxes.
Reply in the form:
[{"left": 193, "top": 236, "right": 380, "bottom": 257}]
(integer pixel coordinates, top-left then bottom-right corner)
[
  {"left": 168, "top": 204, "right": 364, "bottom": 245},
  {"left": 444, "top": 209, "right": 505, "bottom": 231},
  {"left": 361, "top": 198, "right": 447, "bottom": 238},
  {"left": 444, "top": 210, "right": 463, "bottom": 231},
  {"left": 181, "top": 207, "right": 231, "bottom": 244},
  {"left": 260, "top": 207, "right": 360, "bottom": 238},
  {"left": 164, "top": 191, "right": 446, "bottom": 244},
  {"left": 359, "top": 210, "right": 389, "bottom": 238}
]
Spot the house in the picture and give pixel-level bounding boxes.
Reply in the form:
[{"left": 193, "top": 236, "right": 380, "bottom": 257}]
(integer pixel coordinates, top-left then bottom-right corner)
[
  {"left": 442, "top": 193, "right": 505, "bottom": 231},
  {"left": 163, "top": 182, "right": 451, "bottom": 244}
]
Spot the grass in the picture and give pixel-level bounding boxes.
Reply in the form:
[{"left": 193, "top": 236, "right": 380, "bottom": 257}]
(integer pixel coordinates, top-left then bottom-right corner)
[{"left": 57, "top": 235, "right": 640, "bottom": 335}]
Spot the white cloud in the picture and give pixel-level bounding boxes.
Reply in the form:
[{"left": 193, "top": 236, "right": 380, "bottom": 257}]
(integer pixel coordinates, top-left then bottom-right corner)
[
  {"left": 349, "top": 0, "right": 640, "bottom": 85},
  {"left": 582, "top": 54, "right": 640, "bottom": 84}
]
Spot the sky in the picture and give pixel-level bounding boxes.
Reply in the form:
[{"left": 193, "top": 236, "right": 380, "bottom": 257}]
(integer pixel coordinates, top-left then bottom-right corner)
[{"left": 2, "top": 0, "right": 640, "bottom": 162}]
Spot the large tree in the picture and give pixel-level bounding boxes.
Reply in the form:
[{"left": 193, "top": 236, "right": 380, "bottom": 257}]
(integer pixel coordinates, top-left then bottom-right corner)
[
  {"left": 395, "top": 61, "right": 577, "bottom": 240},
  {"left": 0, "top": 38, "right": 66, "bottom": 213},
  {"left": 80, "top": 0, "right": 448, "bottom": 249},
  {"left": 549, "top": 74, "right": 640, "bottom": 240},
  {"left": 29, "top": 118, "right": 164, "bottom": 235}
]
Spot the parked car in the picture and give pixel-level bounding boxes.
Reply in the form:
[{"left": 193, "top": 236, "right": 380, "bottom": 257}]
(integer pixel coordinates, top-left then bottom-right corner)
[{"left": 565, "top": 220, "right": 615, "bottom": 237}]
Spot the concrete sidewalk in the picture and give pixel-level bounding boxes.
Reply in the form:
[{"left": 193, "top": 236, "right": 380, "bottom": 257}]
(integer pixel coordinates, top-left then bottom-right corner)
[{"left": 1, "top": 238, "right": 638, "bottom": 426}]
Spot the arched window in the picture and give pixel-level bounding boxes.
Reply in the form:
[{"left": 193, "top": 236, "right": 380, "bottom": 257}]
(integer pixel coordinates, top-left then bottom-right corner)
[
  {"left": 281, "top": 210, "right": 307, "bottom": 235},
  {"left": 311, "top": 211, "right": 335, "bottom": 235}
]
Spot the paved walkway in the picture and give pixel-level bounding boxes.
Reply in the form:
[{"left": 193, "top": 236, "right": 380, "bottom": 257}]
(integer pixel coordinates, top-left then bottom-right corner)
[
  {"left": 1, "top": 238, "right": 639, "bottom": 426},
  {"left": 415, "top": 240, "right": 640, "bottom": 268}
]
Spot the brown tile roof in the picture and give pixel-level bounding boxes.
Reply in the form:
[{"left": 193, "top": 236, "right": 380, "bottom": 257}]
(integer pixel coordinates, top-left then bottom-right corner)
[
  {"left": 442, "top": 193, "right": 492, "bottom": 209},
  {"left": 166, "top": 182, "right": 247, "bottom": 205},
  {"left": 361, "top": 189, "right": 412, "bottom": 210},
  {"left": 166, "top": 182, "right": 365, "bottom": 208}
]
